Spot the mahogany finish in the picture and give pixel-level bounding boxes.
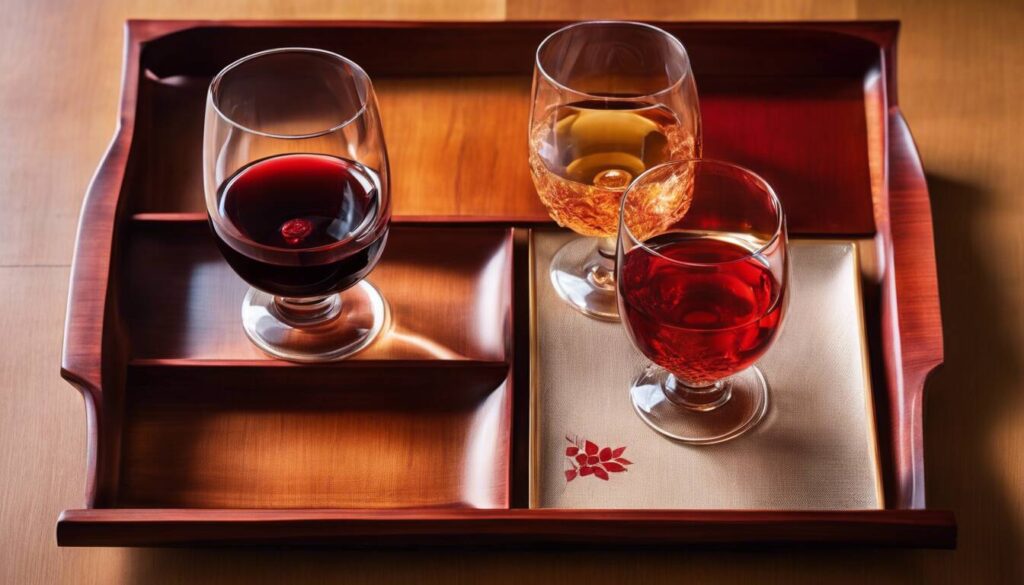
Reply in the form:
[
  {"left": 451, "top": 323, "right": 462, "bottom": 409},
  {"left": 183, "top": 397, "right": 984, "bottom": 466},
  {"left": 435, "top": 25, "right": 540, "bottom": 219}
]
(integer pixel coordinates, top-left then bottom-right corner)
[{"left": 58, "top": 20, "right": 952, "bottom": 548}]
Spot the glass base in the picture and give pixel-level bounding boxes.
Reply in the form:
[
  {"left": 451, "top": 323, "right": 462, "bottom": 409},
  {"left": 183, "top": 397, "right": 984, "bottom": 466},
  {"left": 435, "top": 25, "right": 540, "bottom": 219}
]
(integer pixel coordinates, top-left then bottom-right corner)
[
  {"left": 241, "top": 280, "right": 389, "bottom": 362},
  {"left": 630, "top": 365, "right": 769, "bottom": 445},
  {"left": 549, "top": 236, "right": 619, "bottom": 321}
]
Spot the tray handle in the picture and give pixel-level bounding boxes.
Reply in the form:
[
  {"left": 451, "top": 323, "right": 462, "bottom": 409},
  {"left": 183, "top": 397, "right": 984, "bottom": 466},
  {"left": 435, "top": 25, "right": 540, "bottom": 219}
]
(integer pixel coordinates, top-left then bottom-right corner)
[
  {"left": 61, "top": 24, "right": 141, "bottom": 506},
  {"left": 61, "top": 132, "right": 129, "bottom": 392},
  {"left": 883, "top": 107, "right": 944, "bottom": 509}
]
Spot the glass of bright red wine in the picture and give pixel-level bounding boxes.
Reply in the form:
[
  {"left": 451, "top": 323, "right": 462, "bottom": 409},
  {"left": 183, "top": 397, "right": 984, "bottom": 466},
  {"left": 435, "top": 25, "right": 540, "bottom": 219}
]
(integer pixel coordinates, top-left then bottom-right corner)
[
  {"left": 617, "top": 159, "right": 788, "bottom": 444},
  {"left": 204, "top": 48, "right": 390, "bottom": 362}
]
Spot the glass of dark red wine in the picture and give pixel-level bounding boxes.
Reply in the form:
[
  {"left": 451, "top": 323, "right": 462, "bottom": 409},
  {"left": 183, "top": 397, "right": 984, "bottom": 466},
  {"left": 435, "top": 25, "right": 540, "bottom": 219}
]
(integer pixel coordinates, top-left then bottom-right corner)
[
  {"left": 617, "top": 159, "right": 788, "bottom": 444},
  {"left": 204, "top": 48, "right": 390, "bottom": 362}
]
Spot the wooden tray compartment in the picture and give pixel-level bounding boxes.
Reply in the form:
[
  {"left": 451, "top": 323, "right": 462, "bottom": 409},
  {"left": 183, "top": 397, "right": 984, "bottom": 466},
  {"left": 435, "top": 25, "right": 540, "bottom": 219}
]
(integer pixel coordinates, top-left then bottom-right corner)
[
  {"left": 123, "top": 221, "right": 512, "bottom": 362},
  {"left": 124, "top": 21, "right": 877, "bottom": 232},
  {"left": 118, "top": 362, "right": 511, "bottom": 509},
  {"left": 76, "top": 218, "right": 517, "bottom": 512},
  {"left": 58, "top": 20, "right": 954, "bottom": 548},
  {"left": 529, "top": 235, "right": 885, "bottom": 512}
]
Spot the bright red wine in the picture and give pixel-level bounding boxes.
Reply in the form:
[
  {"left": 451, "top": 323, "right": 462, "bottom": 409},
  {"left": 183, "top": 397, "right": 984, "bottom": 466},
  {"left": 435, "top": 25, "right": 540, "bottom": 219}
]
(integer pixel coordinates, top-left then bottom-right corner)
[
  {"left": 210, "top": 153, "right": 388, "bottom": 298},
  {"left": 619, "top": 236, "right": 784, "bottom": 385}
]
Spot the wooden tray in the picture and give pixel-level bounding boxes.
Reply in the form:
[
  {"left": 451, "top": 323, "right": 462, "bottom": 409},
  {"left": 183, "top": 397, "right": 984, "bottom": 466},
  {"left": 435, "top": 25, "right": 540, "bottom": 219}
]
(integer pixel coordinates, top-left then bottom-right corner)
[{"left": 57, "top": 20, "right": 955, "bottom": 548}]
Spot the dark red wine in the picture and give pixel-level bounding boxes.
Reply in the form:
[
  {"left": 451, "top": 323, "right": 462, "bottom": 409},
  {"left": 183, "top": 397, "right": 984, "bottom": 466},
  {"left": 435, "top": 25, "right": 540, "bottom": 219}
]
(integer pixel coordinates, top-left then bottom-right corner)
[
  {"left": 619, "top": 236, "right": 784, "bottom": 385},
  {"left": 210, "top": 153, "right": 388, "bottom": 298}
]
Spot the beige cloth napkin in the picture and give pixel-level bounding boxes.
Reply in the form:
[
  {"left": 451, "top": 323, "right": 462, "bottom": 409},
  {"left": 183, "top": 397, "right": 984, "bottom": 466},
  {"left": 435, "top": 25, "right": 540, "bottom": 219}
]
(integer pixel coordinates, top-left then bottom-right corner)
[{"left": 532, "top": 231, "right": 882, "bottom": 510}]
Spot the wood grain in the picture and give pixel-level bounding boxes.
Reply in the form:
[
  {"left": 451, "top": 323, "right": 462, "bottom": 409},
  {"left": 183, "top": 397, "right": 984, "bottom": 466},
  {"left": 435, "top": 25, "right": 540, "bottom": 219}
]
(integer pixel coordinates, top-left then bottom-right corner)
[{"left": 1, "top": 0, "right": 1021, "bottom": 583}]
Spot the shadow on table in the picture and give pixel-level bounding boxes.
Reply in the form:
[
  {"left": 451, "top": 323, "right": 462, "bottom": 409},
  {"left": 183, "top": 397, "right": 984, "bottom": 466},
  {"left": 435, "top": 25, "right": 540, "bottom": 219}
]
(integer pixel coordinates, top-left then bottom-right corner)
[
  {"left": 126, "top": 546, "right": 931, "bottom": 584},
  {"left": 912, "top": 172, "right": 1024, "bottom": 584},
  {"left": 121, "top": 173, "right": 1018, "bottom": 585}
]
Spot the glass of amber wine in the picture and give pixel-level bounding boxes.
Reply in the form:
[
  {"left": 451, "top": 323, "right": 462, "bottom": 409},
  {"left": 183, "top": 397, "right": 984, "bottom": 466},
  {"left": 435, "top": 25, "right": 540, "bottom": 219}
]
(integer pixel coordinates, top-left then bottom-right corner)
[{"left": 528, "top": 21, "right": 701, "bottom": 320}]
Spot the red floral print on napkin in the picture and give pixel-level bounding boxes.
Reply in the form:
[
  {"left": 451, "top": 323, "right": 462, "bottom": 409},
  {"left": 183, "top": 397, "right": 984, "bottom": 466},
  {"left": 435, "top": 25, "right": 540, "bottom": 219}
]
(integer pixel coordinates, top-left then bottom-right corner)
[{"left": 564, "top": 434, "right": 632, "bottom": 482}]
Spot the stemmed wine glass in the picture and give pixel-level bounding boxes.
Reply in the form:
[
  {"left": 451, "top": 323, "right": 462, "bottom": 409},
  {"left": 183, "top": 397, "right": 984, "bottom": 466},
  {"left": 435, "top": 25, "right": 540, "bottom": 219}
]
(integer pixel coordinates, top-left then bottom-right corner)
[
  {"left": 528, "top": 21, "right": 701, "bottom": 321},
  {"left": 617, "top": 159, "right": 788, "bottom": 444},
  {"left": 204, "top": 48, "right": 391, "bottom": 362}
]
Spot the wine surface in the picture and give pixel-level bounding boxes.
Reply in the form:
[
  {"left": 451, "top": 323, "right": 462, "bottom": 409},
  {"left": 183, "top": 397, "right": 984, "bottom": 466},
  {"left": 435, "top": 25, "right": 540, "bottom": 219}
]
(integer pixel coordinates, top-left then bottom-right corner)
[
  {"left": 211, "top": 153, "right": 387, "bottom": 298},
  {"left": 619, "top": 235, "right": 784, "bottom": 385},
  {"left": 529, "top": 100, "right": 697, "bottom": 237}
]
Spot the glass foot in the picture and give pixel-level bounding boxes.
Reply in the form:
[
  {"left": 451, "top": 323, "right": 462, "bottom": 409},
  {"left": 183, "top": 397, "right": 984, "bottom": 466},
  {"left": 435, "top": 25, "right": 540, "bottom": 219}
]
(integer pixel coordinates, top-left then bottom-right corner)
[
  {"left": 549, "top": 236, "right": 619, "bottom": 321},
  {"left": 241, "top": 280, "right": 389, "bottom": 362},
  {"left": 630, "top": 365, "right": 769, "bottom": 445}
]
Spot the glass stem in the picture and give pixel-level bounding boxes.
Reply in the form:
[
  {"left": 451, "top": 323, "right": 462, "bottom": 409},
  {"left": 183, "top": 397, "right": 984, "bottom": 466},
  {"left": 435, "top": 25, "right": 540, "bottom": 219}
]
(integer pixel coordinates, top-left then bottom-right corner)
[
  {"left": 272, "top": 294, "right": 342, "bottom": 327},
  {"left": 662, "top": 375, "right": 733, "bottom": 412},
  {"left": 587, "top": 236, "right": 618, "bottom": 291}
]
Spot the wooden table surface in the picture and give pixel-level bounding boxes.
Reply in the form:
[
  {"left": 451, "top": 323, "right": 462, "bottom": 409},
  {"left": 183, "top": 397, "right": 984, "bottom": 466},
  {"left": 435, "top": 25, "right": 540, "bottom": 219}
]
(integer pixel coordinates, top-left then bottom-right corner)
[{"left": 1, "top": 0, "right": 1020, "bottom": 582}]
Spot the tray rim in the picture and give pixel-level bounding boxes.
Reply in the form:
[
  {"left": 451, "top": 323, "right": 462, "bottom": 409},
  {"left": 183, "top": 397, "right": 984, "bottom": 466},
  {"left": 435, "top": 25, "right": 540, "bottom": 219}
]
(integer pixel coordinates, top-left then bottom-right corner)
[
  {"left": 58, "top": 18, "right": 950, "bottom": 548},
  {"left": 56, "top": 507, "right": 955, "bottom": 548}
]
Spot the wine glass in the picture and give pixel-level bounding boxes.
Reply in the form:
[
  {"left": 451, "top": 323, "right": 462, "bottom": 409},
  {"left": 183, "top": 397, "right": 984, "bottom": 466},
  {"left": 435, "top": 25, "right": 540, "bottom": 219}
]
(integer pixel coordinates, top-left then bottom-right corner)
[
  {"left": 617, "top": 159, "right": 788, "bottom": 444},
  {"left": 204, "top": 48, "right": 391, "bottom": 362},
  {"left": 528, "top": 21, "right": 701, "bottom": 321}
]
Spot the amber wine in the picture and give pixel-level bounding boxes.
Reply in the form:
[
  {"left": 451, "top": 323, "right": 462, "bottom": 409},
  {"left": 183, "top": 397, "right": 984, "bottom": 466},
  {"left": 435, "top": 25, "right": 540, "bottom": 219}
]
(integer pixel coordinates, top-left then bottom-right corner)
[{"left": 529, "top": 100, "right": 697, "bottom": 237}]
